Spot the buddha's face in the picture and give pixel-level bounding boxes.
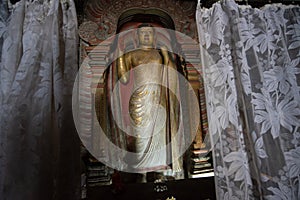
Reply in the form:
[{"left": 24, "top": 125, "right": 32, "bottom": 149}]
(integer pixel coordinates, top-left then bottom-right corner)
[{"left": 138, "top": 27, "right": 154, "bottom": 47}]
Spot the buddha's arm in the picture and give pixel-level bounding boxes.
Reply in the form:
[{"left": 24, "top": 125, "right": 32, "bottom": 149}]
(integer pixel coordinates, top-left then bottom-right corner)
[
  {"left": 161, "top": 47, "right": 182, "bottom": 171},
  {"left": 160, "top": 47, "right": 179, "bottom": 106},
  {"left": 117, "top": 50, "right": 130, "bottom": 84},
  {"left": 161, "top": 46, "right": 176, "bottom": 69}
]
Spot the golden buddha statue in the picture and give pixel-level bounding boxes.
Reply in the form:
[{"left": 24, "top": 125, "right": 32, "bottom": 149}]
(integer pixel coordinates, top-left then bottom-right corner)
[
  {"left": 97, "top": 23, "right": 187, "bottom": 177},
  {"left": 115, "top": 23, "right": 181, "bottom": 172}
]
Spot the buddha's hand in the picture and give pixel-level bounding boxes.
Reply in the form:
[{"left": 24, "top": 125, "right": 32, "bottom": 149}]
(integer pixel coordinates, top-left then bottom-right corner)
[
  {"left": 160, "top": 46, "right": 170, "bottom": 63},
  {"left": 160, "top": 46, "right": 169, "bottom": 57}
]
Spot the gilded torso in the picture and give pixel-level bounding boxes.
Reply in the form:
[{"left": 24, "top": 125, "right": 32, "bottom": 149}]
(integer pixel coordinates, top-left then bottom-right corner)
[{"left": 125, "top": 48, "right": 163, "bottom": 84}]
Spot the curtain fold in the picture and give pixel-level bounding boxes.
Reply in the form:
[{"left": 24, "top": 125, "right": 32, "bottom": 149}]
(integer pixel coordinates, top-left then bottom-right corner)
[
  {"left": 0, "top": 0, "right": 80, "bottom": 199},
  {"left": 196, "top": 1, "right": 300, "bottom": 199}
]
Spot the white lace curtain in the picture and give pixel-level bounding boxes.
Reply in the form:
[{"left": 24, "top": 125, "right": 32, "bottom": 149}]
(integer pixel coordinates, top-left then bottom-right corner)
[
  {"left": 0, "top": 0, "right": 80, "bottom": 199},
  {"left": 196, "top": 0, "right": 300, "bottom": 199}
]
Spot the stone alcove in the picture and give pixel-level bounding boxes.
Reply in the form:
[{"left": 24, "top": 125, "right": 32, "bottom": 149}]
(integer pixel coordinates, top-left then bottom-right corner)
[{"left": 77, "top": 0, "right": 210, "bottom": 187}]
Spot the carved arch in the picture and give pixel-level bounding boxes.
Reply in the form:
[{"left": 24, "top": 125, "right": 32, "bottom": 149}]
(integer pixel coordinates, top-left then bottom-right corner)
[{"left": 78, "top": 0, "right": 197, "bottom": 44}]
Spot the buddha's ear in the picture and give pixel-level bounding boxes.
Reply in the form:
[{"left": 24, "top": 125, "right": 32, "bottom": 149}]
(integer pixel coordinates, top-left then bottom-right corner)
[
  {"left": 153, "top": 27, "right": 158, "bottom": 48},
  {"left": 135, "top": 31, "right": 140, "bottom": 48},
  {"left": 134, "top": 25, "right": 141, "bottom": 48}
]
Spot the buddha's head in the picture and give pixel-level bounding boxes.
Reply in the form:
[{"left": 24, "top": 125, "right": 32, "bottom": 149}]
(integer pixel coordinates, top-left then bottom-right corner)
[{"left": 137, "top": 23, "right": 154, "bottom": 47}]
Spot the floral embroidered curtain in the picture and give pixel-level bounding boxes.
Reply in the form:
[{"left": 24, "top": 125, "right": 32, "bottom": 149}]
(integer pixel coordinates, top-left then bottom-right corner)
[
  {"left": 196, "top": 0, "right": 300, "bottom": 199},
  {"left": 0, "top": 0, "right": 80, "bottom": 199}
]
